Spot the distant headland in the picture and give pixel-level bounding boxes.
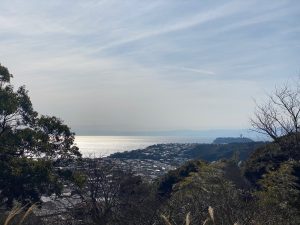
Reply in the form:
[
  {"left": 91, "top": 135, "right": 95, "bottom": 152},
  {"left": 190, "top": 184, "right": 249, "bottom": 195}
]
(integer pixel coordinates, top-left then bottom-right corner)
[{"left": 213, "top": 137, "right": 254, "bottom": 144}]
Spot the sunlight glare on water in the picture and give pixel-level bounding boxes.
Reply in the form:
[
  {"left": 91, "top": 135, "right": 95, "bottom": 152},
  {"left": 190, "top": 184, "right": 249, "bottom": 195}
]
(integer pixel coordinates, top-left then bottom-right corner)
[{"left": 75, "top": 136, "right": 212, "bottom": 157}]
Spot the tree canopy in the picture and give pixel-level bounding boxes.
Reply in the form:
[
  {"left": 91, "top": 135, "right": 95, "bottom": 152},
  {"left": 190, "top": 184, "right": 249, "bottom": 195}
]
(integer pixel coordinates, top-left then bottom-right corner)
[{"left": 0, "top": 63, "right": 81, "bottom": 207}]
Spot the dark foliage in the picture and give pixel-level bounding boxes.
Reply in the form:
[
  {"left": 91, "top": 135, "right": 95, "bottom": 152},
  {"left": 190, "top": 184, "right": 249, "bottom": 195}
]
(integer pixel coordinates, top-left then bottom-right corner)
[
  {"left": 243, "top": 135, "right": 300, "bottom": 185},
  {"left": 0, "top": 63, "right": 81, "bottom": 207},
  {"left": 157, "top": 160, "right": 205, "bottom": 197},
  {"left": 186, "top": 142, "right": 265, "bottom": 161}
]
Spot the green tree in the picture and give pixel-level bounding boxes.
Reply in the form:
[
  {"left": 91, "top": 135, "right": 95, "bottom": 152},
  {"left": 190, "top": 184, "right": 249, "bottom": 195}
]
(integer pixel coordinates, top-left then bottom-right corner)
[
  {"left": 0, "top": 63, "right": 81, "bottom": 207},
  {"left": 255, "top": 160, "right": 300, "bottom": 224},
  {"left": 160, "top": 161, "right": 251, "bottom": 225}
]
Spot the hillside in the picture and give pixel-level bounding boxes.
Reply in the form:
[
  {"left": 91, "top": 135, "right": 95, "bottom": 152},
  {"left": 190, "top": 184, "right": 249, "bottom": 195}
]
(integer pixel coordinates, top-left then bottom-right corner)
[
  {"left": 213, "top": 137, "right": 254, "bottom": 144},
  {"left": 243, "top": 135, "right": 300, "bottom": 185},
  {"left": 109, "top": 142, "right": 266, "bottom": 163}
]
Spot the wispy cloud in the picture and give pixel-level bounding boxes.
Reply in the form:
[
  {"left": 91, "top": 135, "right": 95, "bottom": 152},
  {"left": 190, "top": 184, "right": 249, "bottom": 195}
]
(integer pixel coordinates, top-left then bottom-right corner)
[
  {"left": 179, "top": 67, "right": 216, "bottom": 75},
  {"left": 87, "top": 1, "right": 253, "bottom": 53},
  {"left": 0, "top": 0, "right": 299, "bottom": 133}
]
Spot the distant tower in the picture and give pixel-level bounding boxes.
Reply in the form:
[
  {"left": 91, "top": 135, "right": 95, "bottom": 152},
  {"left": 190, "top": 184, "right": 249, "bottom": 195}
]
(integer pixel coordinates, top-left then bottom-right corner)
[{"left": 240, "top": 134, "right": 243, "bottom": 138}]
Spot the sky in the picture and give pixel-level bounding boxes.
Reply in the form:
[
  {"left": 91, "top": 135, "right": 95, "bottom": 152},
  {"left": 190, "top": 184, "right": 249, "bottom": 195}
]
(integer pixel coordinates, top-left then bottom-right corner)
[{"left": 0, "top": 0, "right": 299, "bottom": 135}]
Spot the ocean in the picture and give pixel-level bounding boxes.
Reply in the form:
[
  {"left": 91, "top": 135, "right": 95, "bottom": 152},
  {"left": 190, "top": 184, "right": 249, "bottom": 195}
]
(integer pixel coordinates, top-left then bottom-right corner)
[{"left": 75, "top": 136, "right": 213, "bottom": 157}]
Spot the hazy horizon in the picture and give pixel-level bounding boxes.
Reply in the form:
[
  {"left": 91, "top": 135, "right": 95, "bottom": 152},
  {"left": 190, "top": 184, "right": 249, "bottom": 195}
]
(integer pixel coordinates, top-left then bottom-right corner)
[
  {"left": 74, "top": 128, "right": 267, "bottom": 142},
  {"left": 1, "top": 0, "right": 299, "bottom": 134},
  {"left": 74, "top": 128, "right": 251, "bottom": 136}
]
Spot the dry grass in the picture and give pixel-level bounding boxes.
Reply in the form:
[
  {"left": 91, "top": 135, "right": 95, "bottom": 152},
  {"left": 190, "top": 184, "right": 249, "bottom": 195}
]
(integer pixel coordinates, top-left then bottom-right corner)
[
  {"left": 185, "top": 212, "right": 191, "bottom": 225},
  {"left": 208, "top": 206, "right": 214, "bottom": 224},
  {"left": 161, "top": 206, "right": 240, "bottom": 225},
  {"left": 161, "top": 212, "right": 191, "bottom": 225},
  {"left": 3, "top": 204, "right": 36, "bottom": 225},
  {"left": 161, "top": 215, "right": 173, "bottom": 225}
]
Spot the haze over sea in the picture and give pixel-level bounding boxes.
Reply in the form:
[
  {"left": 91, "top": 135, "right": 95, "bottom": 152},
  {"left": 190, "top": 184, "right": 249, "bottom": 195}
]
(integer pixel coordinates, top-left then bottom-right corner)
[{"left": 75, "top": 136, "right": 213, "bottom": 157}]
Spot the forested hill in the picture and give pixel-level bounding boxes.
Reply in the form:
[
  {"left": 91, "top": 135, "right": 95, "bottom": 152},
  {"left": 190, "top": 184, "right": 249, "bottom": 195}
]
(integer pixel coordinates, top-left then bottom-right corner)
[
  {"left": 109, "top": 142, "right": 266, "bottom": 163},
  {"left": 213, "top": 137, "right": 254, "bottom": 144}
]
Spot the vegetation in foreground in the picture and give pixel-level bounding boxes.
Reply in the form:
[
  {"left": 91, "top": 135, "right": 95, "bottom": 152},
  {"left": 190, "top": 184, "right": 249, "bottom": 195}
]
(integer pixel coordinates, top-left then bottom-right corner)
[{"left": 1, "top": 64, "right": 300, "bottom": 224}]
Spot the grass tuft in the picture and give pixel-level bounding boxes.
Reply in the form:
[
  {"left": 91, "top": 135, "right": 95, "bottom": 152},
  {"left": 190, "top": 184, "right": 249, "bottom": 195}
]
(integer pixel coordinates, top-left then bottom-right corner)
[{"left": 3, "top": 204, "right": 36, "bottom": 225}]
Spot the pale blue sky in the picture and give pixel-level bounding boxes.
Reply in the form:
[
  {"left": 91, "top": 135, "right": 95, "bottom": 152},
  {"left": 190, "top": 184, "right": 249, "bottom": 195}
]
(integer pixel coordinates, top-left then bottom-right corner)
[{"left": 0, "top": 0, "right": 299, "bottom": 135}]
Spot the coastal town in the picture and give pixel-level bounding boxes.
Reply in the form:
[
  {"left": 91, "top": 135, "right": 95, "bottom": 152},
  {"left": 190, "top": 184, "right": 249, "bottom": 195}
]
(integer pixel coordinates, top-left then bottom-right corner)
[{"left": 107, "top": 139, "right": 261, "bottom": 177}]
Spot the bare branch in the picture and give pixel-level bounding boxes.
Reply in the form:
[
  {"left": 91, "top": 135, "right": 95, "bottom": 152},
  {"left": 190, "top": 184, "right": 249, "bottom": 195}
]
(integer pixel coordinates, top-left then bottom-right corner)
[{"left": 251, "top": 81, "right": 300, "bottom": 147}]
